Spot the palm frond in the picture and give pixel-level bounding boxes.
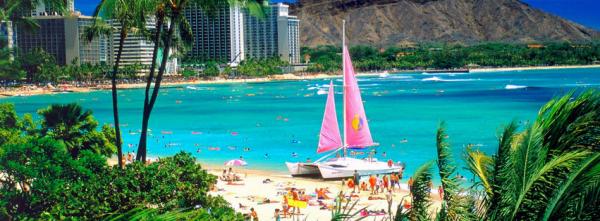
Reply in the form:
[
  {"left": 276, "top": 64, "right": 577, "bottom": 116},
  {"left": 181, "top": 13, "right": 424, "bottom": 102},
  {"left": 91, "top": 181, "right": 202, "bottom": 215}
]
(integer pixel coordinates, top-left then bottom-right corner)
[
  {"left": 542, "top": 153, "right": 600, "bottom": 220},
  {"left": 410, "top": 161, "right": 434, "bottom": 221}
]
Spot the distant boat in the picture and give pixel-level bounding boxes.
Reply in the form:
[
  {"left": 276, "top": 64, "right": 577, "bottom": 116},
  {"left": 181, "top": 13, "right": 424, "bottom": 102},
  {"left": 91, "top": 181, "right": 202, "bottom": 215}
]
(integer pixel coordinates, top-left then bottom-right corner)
[{"left": 286, "top": 20, "right": 402, "bottom": 179}]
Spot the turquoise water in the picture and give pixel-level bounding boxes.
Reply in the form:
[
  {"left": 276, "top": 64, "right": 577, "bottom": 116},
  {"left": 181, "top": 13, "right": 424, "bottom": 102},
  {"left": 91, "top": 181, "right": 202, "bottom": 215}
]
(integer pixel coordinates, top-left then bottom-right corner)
[{"left": 4, "top": 68, "right": 600, "bottom": 180}]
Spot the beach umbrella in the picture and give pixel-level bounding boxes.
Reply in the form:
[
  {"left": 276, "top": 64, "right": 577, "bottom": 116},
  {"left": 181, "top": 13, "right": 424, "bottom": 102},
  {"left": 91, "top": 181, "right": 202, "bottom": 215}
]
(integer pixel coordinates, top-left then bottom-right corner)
[{"left": 224, "top": 159, "right": 247, "bottom": 167}]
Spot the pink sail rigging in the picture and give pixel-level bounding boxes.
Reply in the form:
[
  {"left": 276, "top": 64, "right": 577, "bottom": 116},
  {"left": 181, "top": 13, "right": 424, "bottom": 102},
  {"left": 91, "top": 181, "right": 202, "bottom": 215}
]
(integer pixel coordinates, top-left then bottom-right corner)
[
  {"left": 317, "top": 81, "right": 343, "bottom": 153},
  {"left": 343, "top": 46, "right": 374, "bottom": 147}
]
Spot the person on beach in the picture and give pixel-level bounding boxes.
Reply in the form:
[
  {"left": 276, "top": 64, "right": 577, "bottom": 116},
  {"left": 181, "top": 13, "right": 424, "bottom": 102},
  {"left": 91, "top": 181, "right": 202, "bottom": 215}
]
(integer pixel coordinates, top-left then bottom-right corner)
[
  {"left": 274, "top": 208, "right": 281, "bottom": 221},
  {"left": 383, "top": 174, "right": 389, "bottom": 192},
  {"left": 369, "top": 175, "right": 377, "bottom": 195},
  {"left": 376, "top": 175, "right": 383, "bottom": 193},
  {"left": 387, "top": 159, "right": 393, "bottom": 167},
  {"left": 438, "top": 185, "right": 444, "bottom": 199},
  {"left": 282, "top": 194, "right": 289, "bottom": 218},
  {"left": 408, "top": 177, "right": 414, "bottom": 195},
  {"left": 347, "top": 178, "right": 355, "bottom": 191},
  {"left": 291, "top": 188, "right": 300, "bottom": 214},
  {"left": 361, "top": 181, "right": 368, "bottom": 191},
  {"left": 249, "top": 208, "right": 258, "bottom": 221},
  {"left": 390, "top": 173, "right": 398, "bottom": 192},
  {"left": 353, "top": 170, "right": 360, "bottom": 193}
]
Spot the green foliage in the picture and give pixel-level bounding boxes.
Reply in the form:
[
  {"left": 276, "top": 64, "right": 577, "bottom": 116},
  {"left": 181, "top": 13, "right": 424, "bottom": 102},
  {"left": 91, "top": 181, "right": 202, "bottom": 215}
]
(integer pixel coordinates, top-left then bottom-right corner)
[
  {"left": 38, "top": 103, "right": 116, "bottom": 158},
  {"left": 16, "top": 49, "right": 56, "bottom": 82},
  {"left": 237, "top": 57, "right": 287, "bottom": 77},
  {"left": 410, "top": 161, "right": 434, "bottom": 221},
  {"left": 0, "top": 139, "right": 239, "bottom": 220},
  {"left": 301, "top": 42, "right": 600, "bottom": 72},
  {"left": 181, "top": 69, "right": 197, "bottom": 78},
  {"left": 435, "top": 122, "right": 474, "bottom": 221},
  {"left": 203, "top": 62, "right": 220, "bottom": 77},
  {"left": 330, "top": 191, "right": 367, "bottom": 221},
  {"left": 465, "top": 90, "right": 600, "bottom": 220}
]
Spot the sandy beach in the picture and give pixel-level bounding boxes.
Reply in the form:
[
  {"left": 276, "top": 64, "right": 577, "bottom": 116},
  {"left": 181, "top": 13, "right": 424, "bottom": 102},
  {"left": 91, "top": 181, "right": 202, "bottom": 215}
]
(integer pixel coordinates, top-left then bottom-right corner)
[
  {"left": 107, "top": 157, "right": 441, "bottom": 220},
  {"left": 2, "top": 64, "right": 599, "bottom": 98}
]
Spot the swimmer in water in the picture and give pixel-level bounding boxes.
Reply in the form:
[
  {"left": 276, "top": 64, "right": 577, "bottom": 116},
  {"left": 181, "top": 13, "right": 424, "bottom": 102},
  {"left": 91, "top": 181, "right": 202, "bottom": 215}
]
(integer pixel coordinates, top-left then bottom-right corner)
[
  {"left": 264, "top": 153, "right": 269, "bottom": 158},
  {"left": 244, "top": 147, "right": 251, "bottom": 152},
  {"left": 291, "top": 152, "right": 298, "bottom": 158}
]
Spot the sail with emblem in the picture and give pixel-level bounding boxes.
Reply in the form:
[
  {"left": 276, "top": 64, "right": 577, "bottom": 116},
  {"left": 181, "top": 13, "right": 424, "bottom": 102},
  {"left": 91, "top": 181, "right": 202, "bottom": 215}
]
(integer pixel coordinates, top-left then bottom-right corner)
[
  {"left": 317, "top": 81, "right": 343, "bottom": 153},
  {"left": 343, "top": 46, "right": 374, "bottom": 147}
]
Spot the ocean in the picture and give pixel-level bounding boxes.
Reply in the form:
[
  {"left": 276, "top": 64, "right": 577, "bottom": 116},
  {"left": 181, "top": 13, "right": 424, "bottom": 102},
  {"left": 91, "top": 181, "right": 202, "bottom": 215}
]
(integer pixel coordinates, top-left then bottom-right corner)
[{"left": 4, "top": 68, "right": 600, "bottom": 181}]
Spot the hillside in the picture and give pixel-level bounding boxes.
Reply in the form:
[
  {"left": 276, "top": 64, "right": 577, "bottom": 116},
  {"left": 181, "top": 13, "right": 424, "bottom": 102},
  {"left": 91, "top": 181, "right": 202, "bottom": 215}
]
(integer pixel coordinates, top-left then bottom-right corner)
[{"left": 290, "top": 0, "right": 599, "bottom": 47}]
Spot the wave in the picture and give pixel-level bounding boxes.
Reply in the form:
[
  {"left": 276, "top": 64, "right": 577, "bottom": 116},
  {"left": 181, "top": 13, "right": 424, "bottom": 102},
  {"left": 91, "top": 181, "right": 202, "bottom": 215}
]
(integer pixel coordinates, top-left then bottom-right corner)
[
  {"left": 422, "top": 77, "right": 477, "bottom": 82},
  {"left": 422, "top": 76, "right": 443, "bottom": 82},
  {"left": 421, "top": 72, "right": 469, "bottom": 76},
  {"left": 387, "top": 75, "right": 413, "bottom": 79},
  {"left": 505, "top": 84, "right": 528, "bottom": 90},
  {"left": 317, "top": 89, "right": 328, "bottom": 95}
]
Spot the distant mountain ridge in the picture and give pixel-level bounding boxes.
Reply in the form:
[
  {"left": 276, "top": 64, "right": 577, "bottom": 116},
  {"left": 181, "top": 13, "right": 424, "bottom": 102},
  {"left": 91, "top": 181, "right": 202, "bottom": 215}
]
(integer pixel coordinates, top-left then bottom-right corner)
[{"left": 290, "top": 0, "right": 599, "bottom": 47}]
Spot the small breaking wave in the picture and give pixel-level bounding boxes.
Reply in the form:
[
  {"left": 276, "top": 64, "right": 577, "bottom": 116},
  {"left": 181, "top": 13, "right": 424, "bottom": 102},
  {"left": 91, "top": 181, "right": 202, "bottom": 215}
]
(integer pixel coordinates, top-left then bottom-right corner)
[
  {"left": 422, "top": 77, "right": 476, "bottom": 82},
  {"left": 505, "top": 84, "right": 528, "bottom": 90},
  {"left": 422, "top": 76, "right": 443, "bottom": 82},
  {"left": 317, "top": 89, "right": 328, "bottom": 95}
]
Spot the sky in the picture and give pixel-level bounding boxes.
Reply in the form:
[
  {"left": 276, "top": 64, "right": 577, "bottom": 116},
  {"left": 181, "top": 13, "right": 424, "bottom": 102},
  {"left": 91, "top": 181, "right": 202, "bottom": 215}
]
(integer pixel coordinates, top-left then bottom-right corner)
[{"left": 75, "top": 0, "right": 600, "bottom": 30}]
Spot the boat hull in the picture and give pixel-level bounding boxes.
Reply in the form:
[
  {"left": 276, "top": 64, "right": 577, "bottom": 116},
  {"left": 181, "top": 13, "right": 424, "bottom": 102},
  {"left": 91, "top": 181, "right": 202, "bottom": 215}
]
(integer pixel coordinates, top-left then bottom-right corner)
[
  {"left": 317, "top": 157, "right": 402, "bottom": 179},
  {"left": 285, "top": 162, "right": 321, "bottom": 176}
]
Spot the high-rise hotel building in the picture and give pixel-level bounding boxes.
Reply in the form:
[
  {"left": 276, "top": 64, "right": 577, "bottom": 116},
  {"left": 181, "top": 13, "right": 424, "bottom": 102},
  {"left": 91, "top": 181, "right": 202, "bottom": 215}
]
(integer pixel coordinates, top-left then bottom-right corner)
[
  {"left": 244, "top": 3, "right": 300, "bottom": 64},
  {"left": 15, "top": 0, "right": 107, "bottom": 65},
  {"left": 107, "top": 19, "right": 178, "bottom": 74},
  {"left": 184, "top": 3, "right": 245, "bottom": 65},
  {"left": 184, "top": 3, "right": 300, "bottom": 65}
]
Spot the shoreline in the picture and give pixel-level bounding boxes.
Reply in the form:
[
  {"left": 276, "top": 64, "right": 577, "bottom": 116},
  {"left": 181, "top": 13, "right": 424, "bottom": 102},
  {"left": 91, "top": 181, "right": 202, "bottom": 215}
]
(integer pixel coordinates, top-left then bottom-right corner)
[
  {"left": 107, "top": 157, "right": 442, "bottom": 220},
  {"left": 2, "top": 64, "right": 599, "bottom": 98}
]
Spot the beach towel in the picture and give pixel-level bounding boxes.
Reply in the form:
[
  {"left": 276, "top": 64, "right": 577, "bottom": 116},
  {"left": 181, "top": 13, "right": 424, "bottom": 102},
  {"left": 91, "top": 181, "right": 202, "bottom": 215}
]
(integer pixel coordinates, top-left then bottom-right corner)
[{"left": 285, "top": 196, "right": 307, "bottom": 208}]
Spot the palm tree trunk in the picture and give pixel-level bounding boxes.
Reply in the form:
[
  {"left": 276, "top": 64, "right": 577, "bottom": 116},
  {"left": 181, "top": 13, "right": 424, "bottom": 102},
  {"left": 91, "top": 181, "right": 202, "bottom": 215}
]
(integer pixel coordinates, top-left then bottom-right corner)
[
  {"left": 137, "top": 15, "right": 164, "bottom": 162},
  {"left": 137, "top": 16, "right": 176, "bottom": 162},
  {"left": 112, "top": 28, "right": 126, "bottom": 169}
]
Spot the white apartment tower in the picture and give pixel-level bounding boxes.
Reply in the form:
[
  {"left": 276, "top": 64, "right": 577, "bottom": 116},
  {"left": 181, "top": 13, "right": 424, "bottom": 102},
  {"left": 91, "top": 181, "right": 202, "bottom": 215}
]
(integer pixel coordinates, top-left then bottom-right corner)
[
  {"left": 244, "top": 3, "right": 301, "bottom": 64},
  {"left": 184, "top": 3, "right": 245, "bottom": 66},
  {"left": 108, "top": 19, "right": 177, "bottom": 74}
]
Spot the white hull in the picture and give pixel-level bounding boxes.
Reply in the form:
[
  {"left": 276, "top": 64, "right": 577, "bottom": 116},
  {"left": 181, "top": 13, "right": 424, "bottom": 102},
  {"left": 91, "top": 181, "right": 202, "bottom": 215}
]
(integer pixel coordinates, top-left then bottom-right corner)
[
  {"left": 285, "top": 162, "right": 320, "bottom": 176},
  {"left": 317, "top": 157, "right": 402, "bottom": 179}
]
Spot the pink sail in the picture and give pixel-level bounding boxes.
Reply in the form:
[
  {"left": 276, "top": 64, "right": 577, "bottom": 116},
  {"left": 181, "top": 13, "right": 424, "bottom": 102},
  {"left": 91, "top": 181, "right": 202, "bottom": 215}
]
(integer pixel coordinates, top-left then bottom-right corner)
[
  {"left": 317, "top": 81, "right": 343, "bottom": 153},
  {"left": 343, "top": 46, "right": 374, "bottom": 147}
]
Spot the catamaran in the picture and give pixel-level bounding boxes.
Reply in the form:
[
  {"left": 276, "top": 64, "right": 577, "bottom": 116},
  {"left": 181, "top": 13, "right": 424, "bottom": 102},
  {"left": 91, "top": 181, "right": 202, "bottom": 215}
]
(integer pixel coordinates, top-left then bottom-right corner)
[{"left": 286, "top": 20, "right": 403, "bottom": 179}]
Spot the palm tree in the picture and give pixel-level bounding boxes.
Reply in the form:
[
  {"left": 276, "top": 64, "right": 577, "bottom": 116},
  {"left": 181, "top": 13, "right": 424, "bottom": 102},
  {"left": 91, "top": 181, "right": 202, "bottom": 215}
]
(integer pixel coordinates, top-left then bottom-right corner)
[
  {"left": 88, "top": 0, "right": 152, "bottom": 168},
  {"left": 136, "top": 0, "right": 267, "bottom": 161},
  {"left": 37, "top": 103, "right": 117, "bottom": 158},
  {"left": 434, "top": 122, "right": 474, "bottom": 221},
  {"left": 465, "top": 90, "right": 600, "bottom": 220}
]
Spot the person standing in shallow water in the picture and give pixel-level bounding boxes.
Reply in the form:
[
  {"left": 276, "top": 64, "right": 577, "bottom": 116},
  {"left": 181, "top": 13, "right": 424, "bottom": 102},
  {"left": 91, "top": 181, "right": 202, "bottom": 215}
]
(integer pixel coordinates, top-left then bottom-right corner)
[{"left": 353, "top": 170, "right": 360, "bottom": 193}]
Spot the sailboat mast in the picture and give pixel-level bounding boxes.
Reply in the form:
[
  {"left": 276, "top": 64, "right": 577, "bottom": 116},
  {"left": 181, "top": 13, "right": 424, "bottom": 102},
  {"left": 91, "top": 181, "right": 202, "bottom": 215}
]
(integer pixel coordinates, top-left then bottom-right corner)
[{"left": 342, "top": 19, "right": 347, "bottom": 157}]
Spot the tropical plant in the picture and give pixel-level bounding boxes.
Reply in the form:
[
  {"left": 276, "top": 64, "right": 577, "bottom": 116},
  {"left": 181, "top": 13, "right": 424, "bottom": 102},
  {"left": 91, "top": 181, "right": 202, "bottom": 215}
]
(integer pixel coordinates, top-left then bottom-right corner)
[
  {"left": 330, "top": 191, "right": 367, "bottom": 221},
  {"left": 434, "top": 122, "right": 474, "bottom": 221},
  {"left": 89, "top": 0, "right": 152, "bottom": 168},
  {"left": 37, "top": 103, "right": 116, "bottom": 158},
  {"left": 137, "top": 0, "right": 267, "bottom": 161},
  {"left": 395, "top": 161, "right": 436, "bottom": 221},
  {"left": 465, "top": 90, "right": 600, "bottom": 220}
]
